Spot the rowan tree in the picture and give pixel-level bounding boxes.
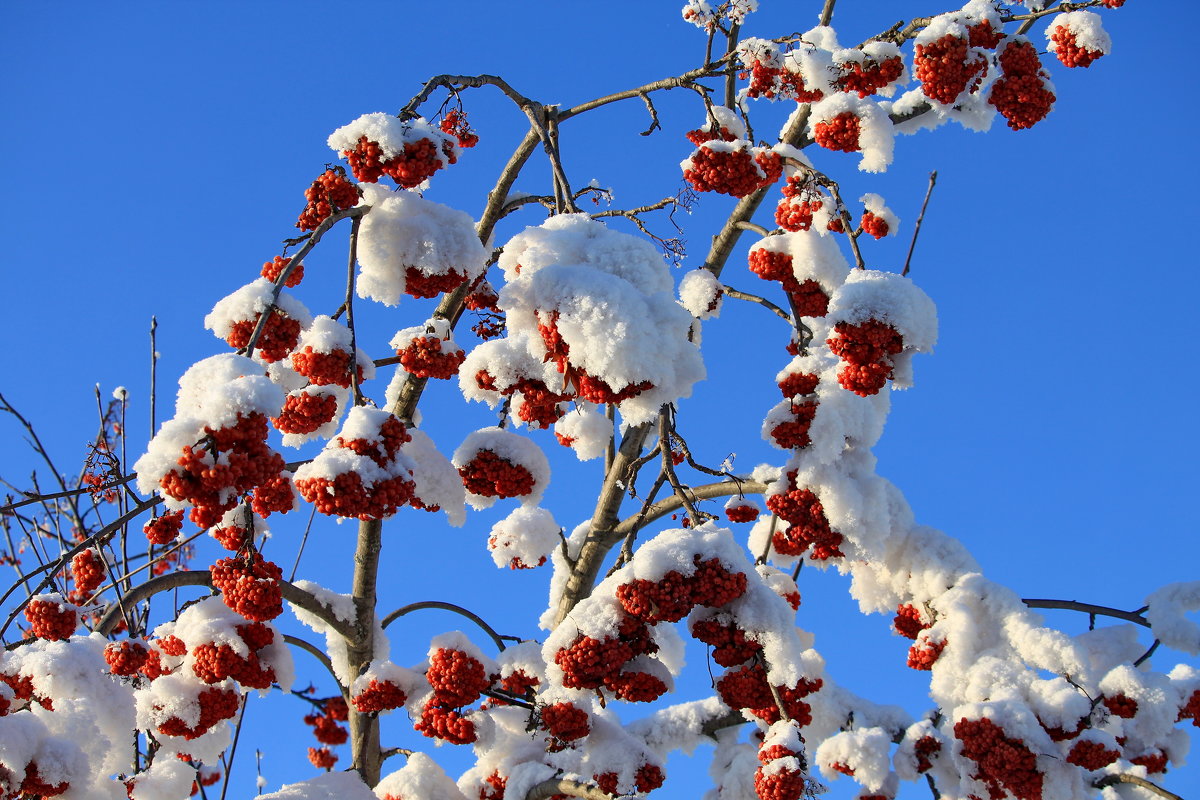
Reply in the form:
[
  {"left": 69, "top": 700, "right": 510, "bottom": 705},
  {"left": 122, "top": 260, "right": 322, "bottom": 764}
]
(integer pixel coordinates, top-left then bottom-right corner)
[{"left": 1, "top": 2, "right": 1198, "bottom": 800}]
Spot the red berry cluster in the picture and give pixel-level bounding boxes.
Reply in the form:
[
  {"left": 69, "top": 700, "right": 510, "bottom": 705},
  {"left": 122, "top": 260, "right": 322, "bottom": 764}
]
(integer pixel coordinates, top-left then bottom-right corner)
[
  {"left": 726, "top": 502, "right": 761, "bottom": 523},
  {"left": 606, "top": 667, "right": 669, "bottom": 702},
  {"left": 892, "top": 604, "right": 930, "bottom": 640},
  {"left": 17, "top": 763, "right": 69, "bottom": 798},
  {"left": 296, "top": 415, "right": 416, "bottom": 520},
  {"left": 458, "top": 450, "right": 536, "bottom": 499},
  {"left": 304, "top": 697, "right": 348, "bottom": 750},
  {"left": 414, "top": 702, "right": 477, "bottom": 745},
  {"left": 1131, "top": 751, "right": 1168, "bottom": 774},
  {"left": 440, "top": 110, "right": 479, "bottom": 148},
  {"left": 837, "top": 56, "right": 904, "bottom": 98},
  {"left": 692, "top": 617, "right": 762, "bottom": 666},
  {"left": 157, "top": 686, "right": 240, "bottom": 740},
  {"left": 144, "top": 510, "right": 184, "bottom": 545},
  {"left": 1102, "top": 693, "right": 1138, "bottom": 718},
  {"left": 685, "top": 124, "right": 738, "bottom": 146},
  {"left": 860, "top": 211, "right": 889, "bottom": 239},
  {"left": 813, "top": 112, "right": 862, "bottom": 153},
  {"left": 683, "top": 144, "right": 780, "bottom": 198},
  {"left": 990, "top": 40, "right": 1056, "bottom": 130},
  {"left": 1179, "top": 689, "right": 1200, "bottom": 727},
  {"left": 914, "top": 33, "right": 988, "bottom": 104},
  {"left": 397, "top": 335, "right": 465, "bottom": 380},
  {"left": 767, "top": 480, "right": 845, "bottom": 561},
  {"left": 594, "top": 764, "right": 665, "bottom": 797},
  {"left": 953, "top": 717, "right": 1043, "bottom": 800},
  {"left": 308, "top": 747, "right": 338, "bottom": 770},
  {"left": 104, "top": 640, "right": 150, "bottom": 677},
  {"left": 754, "top": 762, "right": 806, "bottom": 800},
  {"left": 297, "top": 167, "right": 359, "bottom": 232},
  {"left": 465, "top": 278, "right": 501, "bottom": 312},
  {"left": 716, "top": 663, "right": 822, "bottom": 725},
  {"left": 343, "top": 133, "right": 455, "bottom": 189},
  {"left": 210, "top": 553, "right": 283, "bottom": 622},
  {"left": 352, "top": 678, "right": 407, "bottom": 714},
  {"left": 906, "top": 634, "right": 946, "bottom": 670},
  {"left": 161, "top": 413, "right": 287, "bottom": 528},
  {"left": 770, "top": 400, "right": 818, "bottom": 450},
  {"left": 534, "top": 312, "right": 653, "bottom": 405},
  {"left": 775, "top": 176, "right": 829, "bottom": 233},
  {"left": 191, "top": 623, "right": 277, "bottom": 690},
  {"left": 827, "top": 320, "right": 904, "bottom": 397},
  {"left": 24, "top": 597, "right": 77, "bottom": 641},
  {"left": 210, "top": 519, "right": 250, "bottom": 551},
  {"left": 1049, "top": 26, "right": 1104, "bottom": 68},
  {"left": 273, "top": 390, "right": 338, "bottom": 436},
  {"left": 742, "top": 59, "right": 824, "bottom": 103},
  {"left": 747, "top": 249, "right": 831, "bottom": 319},
  {"left": 415, "top": 646, "right": 492, "bottom": 745},
  {"left": 554, "top": 635, "right": 636, "bottom": 691},
  {"left": 403, "top": 266, "right": 470, "bottom": 299},
  {"left": 540, "top": 701, "right": 590, "bottom": 749},
  {"left": 225, "top": 311, "right": 302, "bottom": 364},
  {"left": 1100, "top": 0, "right": 1124, "bottom": 6},
  {"left": 261, "top": 255, "right": 303, "bottom": 288},
  {"left": 967, "top": 21, "right": 1005, "bottom": 49},
  {"left": 251, "top": 473, "right": 295, "bottom": 518},
  {"left": 779, "top": 372, "right": 819, "bottom": 400},
  {"left": 69, "top": 548, "right": 105, "bottom": 604},
  {"left": 1066, "top": 739, "right": 1119, "bottom": 770},
  {"left": 913, "top": 735, "right": 940, "bottom": 772},
  {"left": 291, "top": 346, "right": 360, "bottom": 388}
]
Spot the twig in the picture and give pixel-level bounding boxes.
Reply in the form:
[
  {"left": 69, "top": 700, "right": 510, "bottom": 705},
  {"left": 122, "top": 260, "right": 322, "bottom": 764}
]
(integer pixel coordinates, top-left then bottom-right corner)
[
  {"left": 734, "top": 220, "right": 771, "bottom": 237},
  {"left": 283, "top": 634, "right": 339, "bottom": 685},
  {"left": 219, "top": 695, "right": 250, "bottom": 800},
  {"left": 902, "top": 171, "right": 937, "bottom": 277},
  {"left": 526, "top": 778, "right": 614, "bottom": 800},
  {"left": 819, "top": 0, "right": 838, "bottom": 27},
  {"left": 380, "top": 600, "right": 517, "bottom": 652},
  {"left": 722, "top": 286, "right": 793, "bottom": 323},
  {"left": 637, "top": 92, "right": 661, "bottom": 136},
  {"left": 1021, "top": 598, "right": 1150, "bottom": 628},
  {"left": 1093, "top": 774, "right": 1183, "bottom": 800}
]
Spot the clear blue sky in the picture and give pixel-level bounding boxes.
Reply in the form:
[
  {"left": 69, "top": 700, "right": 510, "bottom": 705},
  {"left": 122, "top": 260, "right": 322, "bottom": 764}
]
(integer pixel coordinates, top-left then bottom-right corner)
[{"left": 1, "top": 2, "right": 1197, "bottom": 798}]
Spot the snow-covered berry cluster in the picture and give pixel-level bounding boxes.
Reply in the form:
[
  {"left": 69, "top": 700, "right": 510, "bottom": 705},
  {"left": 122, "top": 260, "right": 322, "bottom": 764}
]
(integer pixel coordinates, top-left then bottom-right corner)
[
  {"left": 328, "top": 113, "right": 459, "bottom": 189},
  {"left": 913, "top": 28, "right": 988, "bottom": 105},
  {"left": 296, "top": 167, "right": 359, "bottom": 232},
  {"left": 415, "top": 635, "right": 497, "bottom": 746},
  {"left": 23, "top": 595, "right": 78, "bottom": 641},
  {"left": 682, "top": 139, "right": 782, "bottom": 198},
  {"left": 827, "top": 320, "right": 903, "bottom": 396},
  {"left": 989, "top": 38, "right": 1055, "bottom": 130},
  {"left": 953, "top": 717, "right": 1043, "bottom": 800},
  {"left": 392, "top": 322, "right": 466, "bottom": 381},
  {"left": 1046, "top": 11, "right": 1111, "bottom": 69}
]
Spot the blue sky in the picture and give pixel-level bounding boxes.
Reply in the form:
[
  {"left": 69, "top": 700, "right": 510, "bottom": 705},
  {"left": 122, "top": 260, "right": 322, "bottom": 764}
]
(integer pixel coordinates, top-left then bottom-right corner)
[{"left": 2, "top": 2, "right": 1198, "bottom": 798}]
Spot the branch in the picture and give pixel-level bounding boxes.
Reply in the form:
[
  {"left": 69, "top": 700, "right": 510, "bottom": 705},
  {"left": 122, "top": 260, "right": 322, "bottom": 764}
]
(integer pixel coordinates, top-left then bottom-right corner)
[
  {"left": 526, "top": 778, "right": 614, "bottom": 800},
  {"left": 1021, "top": 598, "right": 1150, "bottom": 628},
  {"left": 818, "top": 0, "right": 838, "bottom": 27},
  {"left": 282, "top": 634, "right": 338, "bottom": 685},
  {"left": 610, "top": 480, "right": 768, "bottom": 539},
  {"left": 722, "top": 286, "right": 792, "bottom": 323},
  {"left": 398, "top": 74, "right": 536, "bottom": 121},
  {"left": 0, "top": 471, "right": 137, "bottom": 514},
  {"left": 902, "top": 171, "right": 938, "bottom": 277},
  {"left": 1093, "top": 774, "right": 1184, "bottom": 800},
  {"left": 380, "top": 600, "right": 516, "bottom": 652}
]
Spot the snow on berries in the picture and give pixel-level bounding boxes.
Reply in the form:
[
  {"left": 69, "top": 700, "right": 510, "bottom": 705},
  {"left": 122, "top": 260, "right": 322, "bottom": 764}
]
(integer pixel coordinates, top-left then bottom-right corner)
[
  {"left": 809, "top": 94, "right": 894, "bottom": 173},
  {"left": 376, "top": 752, "right": 470, "bottom": 800},
  {"left": 858, "top": 193, "right": 897, "bottom": 239},
  {"left": 272, "top": 385, "right": 343, "bottom": 442},
  {"left": 725, "top": 496, "right": 761, "bottom": 523},
  {"left": 553, "top": 404, "right": 613, "bottom": 462},
  {"left": 290, "top": 315, "right": 373, "bottom": 389},
  {"left": 1046, "top": 11, "right": 1111, "bottom": 69},
  {"left": 296, "top": 166, "right": 359, "bottom": 232},
  {"left": 736, "top": 36, "right": 830, "bottom": 102},
  {"left": 204, "top": 278, "right": 313, "bottom": 363},
  {"left": 746, "top": 231, "right": 849, "bottom": 321},
  {"left": 913, "top": 18, "right": 990, "bottom": 106},
  {"left": 826, "top": 270, "right": 938, "bottom": 396},
  {"left": 392, "top": 319, "right": 466, "bottom": 380},
  {"left": 492, "top": 215, "right": 703, "bottom": 427},
  {"left": 816, "top": 727, "right": 893, "bottom": 794},
  {"left": 682, "top": 0, "right": 758, "bottom": 31},
  {"left": 953, "top": 715, "right": 1044, "bottom": 800},
  {"left": 350, "top": 660, "right": 421, "bottom": 714},
  {"left": 487, "top": 505, "right": 560, "bottom": 570},
  {"left": 989, "top": 38, "right": 1056, "bottom": 130},
  {"left": 453, "top": 427, "right": 549, "bottom": 509},
  {"left": 678, "top": 267, "right": 724, "bottom": 320},
  {"left": 293, "top": 407, "right": 417, "bottom": 520},
  {"left": 682, "top": 138, "right": 782, "bottom": 198},
  {"left": 354, "top": 183, "right": 488, "bottom": 305},
  {"left": 169, "top": 596, "right": 294, "bottom": 692},
  {"left": 24, "top": 595, "right": 78, "bottom": 641},
  {"left": 834, "top": 41, "right": 906, "bottom": 98},
  {"left": 775, "top": 174, "right": 836, "bottom": 234},
  {"left": 327, "top": 112, "right": 460, "bottom": 188},
  {"left": 134, "top": 355, "right": 288, "bottom": 527}
]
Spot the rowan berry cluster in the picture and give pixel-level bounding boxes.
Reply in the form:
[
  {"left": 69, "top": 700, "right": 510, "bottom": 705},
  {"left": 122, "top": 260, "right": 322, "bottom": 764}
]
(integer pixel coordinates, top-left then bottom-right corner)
[
  {"left": 414, "top": 646, "right": 493, "bottom": 745},
  {"left": 273, "top": 390, "right": 339, "bottom": 435},
  {"left": 989, "top": 39, "right": 1055, "bottom": 130},
  {"left": 403, "top": 266, "right": 472, "bottom": 299},
  {"left": 308, "top": 747, "right": 337, "bottom": 770},
  {"left": 747, "top": 248, "right": 831, "bottom": 319},
  {"left": 741, "top": 56, "right": 824, "bottom": 102},
  {"left": 683, "top": 142, "right": 781, "bottom": 198},
  {"left": 769, "top": 399, "right": 817, "bottom": 450},
  {"left": 725, "top": 499, "right": 761, "bottom": 523},
  {"left": 297, "top": 167, "right": 360, "bottom": 232},
  {"left": 716, "top": 663, "right": 821, "bottom": 726},
  {"left": 593, "top": 763, "right": 665, "bottom": 796},
  {"left": 906, "top": 635, "right": 946, "bottom": 670},
  {"left": 191, "top": 623, "right": 277, "bottom": 690},
  {"left": 209, "top": 553, "right": 284, "bottom": 622},
  {"left": 1102, "top": 693, "right": 1138, "bottom": 718},
  {"left": 15, "top": 763, "right": 69, "bottom": 798},
  {"left": 458, "top": 450, "right": 536, "bottom": 499},
  {"left": 767, "top": 480, "right": 845, "bottom": 561},
  {"left": 913, "top": 33, "right": 988, "bottom": 104},
  {"left": 160, "top": 413, "right": 287, "bottom": 528},
  {"left": 691, "top": 616, "right": 762, "bottom": 666},
  {"left": 913, "top": 735, "right": 940, "bottom": 773},
  {"left": 157, "top": 686, "right": 240, "bottom": 740},
  {"left": 892, "top": 604, "right": 930, "bottom": 640},
  {"left": 23, "top": 596, "right": 78, "bottom": 641},
  {"left": 224, "top": 311, "right": 302, "bottom": 364},
  {"left": 813, "top": 112, "right": 861, "bottom": 154},
  {"left": 827, "top": 320, "right": 904, "bottom": 397},
  {"left": 860, "top": 211, "right": 889, "bottom": 239},
  {"left": 532, "top": 312, "right": 653, "bottom": 405},
  {"left": 1049, "top": 25, "right": 1105, "bottom": 68},
  {"left": 540, "top": 701, "right": 590, "bottom": 750},
  {"left": 1066, "top": 739, "right": 1119, "bottom": 770},
  {"left": 68, "top": 548, "right": 105, "bottom": 604},
  {"left": 291, "top": 346, "right": 361, "bottom": 388},
  {"left": 261, "top": 255, "right": 303, "bottom": 287},
  {"left": 304, "top": 697, "right": 349, "bottom": 751},
  {"left": 836, "top": 55, "right": 904, "bottom": 98},
  {"left": 440, "top": 109, "right": 479, "bottom": 148},
  {"left": 343, "top": 132, "right": 456, "bottom": 189},
  {"left": 953, "top": 717, "right": 1043, "bottom": 800},
  {"left": 351, "top": 678, "right": 407, "bottom": 714},
  {"left": 775, "top": 177, "right": 828, "bottom": 233},
  {"left": 396, "top": 335, "right": 466, "bottom": 380}
]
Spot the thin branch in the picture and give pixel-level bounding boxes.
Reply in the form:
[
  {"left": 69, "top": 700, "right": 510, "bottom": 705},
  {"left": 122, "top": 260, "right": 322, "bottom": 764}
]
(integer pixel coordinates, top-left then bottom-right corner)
[
  {"left": 283, "top": 634, "right": 339, "bottom": 685},
  {"left": 819, "top": 0, "right": 838, "bottom": 27},
  {"left": 734, "top": 220, "right": 771, "bottom": 237},
  {"left": 1021, "top": 598, "right": 1149, "bottom": 627},
  {"left": 902, "top": 171, "right": 937, "bottom": 277},
  {"left": 722, "top": 286, "right": 792, "bottom": 323},
  {"left": 1093, "top": 774, "right": 1184, "bottom": 800},
  {"left": 526, "top": 778, "right": 614, "bottom": 800},
  {"left": 637, "top": 92, "right": 661, "bottom": 136},
  {"left": 611, "top": 480, "right": 769, "bottom": 540},
  {"left": 380, "top": 600, "right": 515, "bottom": 652},
  {"left": 0, "top": 472, "right": 137, "bottom": 514}
]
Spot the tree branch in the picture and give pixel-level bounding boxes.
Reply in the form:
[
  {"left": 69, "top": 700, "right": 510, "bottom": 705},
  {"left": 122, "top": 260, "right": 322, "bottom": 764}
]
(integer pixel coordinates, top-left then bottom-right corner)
[
  {"left": 902, "top": 171, "right": 938, "bottom": 277},
  {"left": 380, "top": 600, "right": 516, "bottom": 652},
  {"left": 526, "top": 778, "right": 614, "bottom": 800},
  {"left": 1093, "top": 774, "right": 1183, "bottom": 800},
  {"left": 1021, "top": 598, "right": 1149, "bottom": 628}
]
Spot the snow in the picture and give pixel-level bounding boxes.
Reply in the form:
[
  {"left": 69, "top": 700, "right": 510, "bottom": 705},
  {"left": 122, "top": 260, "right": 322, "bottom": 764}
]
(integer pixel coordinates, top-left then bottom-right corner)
[{"left": 259, "top": 771, "right": 377, "bottom": 800}]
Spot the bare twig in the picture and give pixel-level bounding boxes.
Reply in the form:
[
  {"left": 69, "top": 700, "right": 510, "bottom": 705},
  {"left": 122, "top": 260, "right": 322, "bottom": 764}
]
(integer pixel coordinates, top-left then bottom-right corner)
[
  {"left": 1021, "top": 598, "right": 1150, "bottom": 627},
  {"left": 722, "top": 286, "right": 793, "bottom": 323},
  {"left": 380, "top": 600, "right": 517, "bottom": 652},
  {"left": 902, "top": 171, "right": 938, "bottom": 277},
  {"left": 819, "top": 0, "right": 838, "bottom": 27},
  {"left": 1093, "top": 774, "right": 1183, "bottom": 800}
]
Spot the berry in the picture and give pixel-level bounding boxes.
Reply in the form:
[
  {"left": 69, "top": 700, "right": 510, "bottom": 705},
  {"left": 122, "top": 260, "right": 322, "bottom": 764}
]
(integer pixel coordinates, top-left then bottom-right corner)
[
  {"left": 779, "top": 372, "right": 819, "bottom": 399},
  {"left": 158, "top": 687, "right": 240, "bottom": 740},
  {"left": 251, "top": 473, "right": 297, "bottom": 517},
  {"left": 691, "top": 556, "right": 748, "bottom": 607},
  {"left": 837, "top": 55, "right": 904, "bottom": 98},
  {"left": 144, "top": 510, "right": 184, "bottom": 545},
  {"left": 71, "top": 548, "right": 106, "bottom": 598},
  {"left": 1049, "top": 26, "right": 1104, "bottom": 68},
  {"left": 297, "top": 167, "right": 359, "bottom": 231},
  {"left": 1066, "top": 739, "right": 1119, "bottom": 770},
  {"left": 906, "top": 636, "right": 946, "bottom": 670},
  {"left": 397, "top": 335, "right": 466, "bottom": 380},
  {"left": 403, "top": 266, "right": 469, "bottom": 299},
  {"left": 554, "top": 635, "right": 633, "bottom": 690},
  {"left": 440, "top": 110, "right": 479, "bottom": 148},
  {"left": 967, "top": 21, "right": 1004, "bottom": 49},
  {"left": 24, "top": 596, "right": 77, "bottom": 641},
  {"left": 954, "top": 717, "right": 1043, "bottom": 800},
  {"left": 990, "top": 40, "right": 1055, "bottom": 130},
  {"left": 1131, "top": 751, "right": 1168, "bottom": 774},
  {"left": 352, "top": 679, "right": 407, "bottom": 714},
  {"left": 1102, "top": 693, "right": 1138, "bottom": 718},
  {"left": 540, "top": 702, "right": 590, "bottom": 747},
  {"left": 1179, "top": 689, "right": 1200, "bottom": 727},
  {"left": 604, "top": 668, "right": 669, "bottom": 703},
  {"left": 225, "top": 311, "right": 302, "bottom": 364},
  {"left": 914, "top": 33, "right": 987, "bottom": 104},
  {"left": 20, "top": 763, "right": 68, "bottom": 798},
  {"left": 860, "top": 211, "right": 889, "bottom": 239},
  {"left": 305, "top": 712, "right": 348, "bottom": 746},
  {"left": 813, "top": 112, "right": 861, "bottom": 153},
  {"left": 261, "top": 255, "right": 303, "bottom": 288},
  {"left": 913, "top": 735, "right": 940, "bottom": 772},
  {"left": 458, "top": 450, "right": 536, "bottom": 499},
  {"left": 210, "top": 553, "right": 283, "bottom": 622},
  {"left": 892, "top": 604, "right": 929, "bottom": 640},
  {"left": 191, "top": 642, "right": 275, "bottom": 690},
  {"left": 767, "top": 485, "right": 845, "bottom": 560},
  {"left": 683, "top": 143, "right": 779, "bottom": 198},
  {"left": 726, "top": 502, "right": 760, "bottom": 524},
  {"left": 414, "top": 700, "right": 477, "bottom": 744},
  {"left": 426, "top": 647, "right": 490, "bottom": 707},
  {"left": 616, "top": 572, "right": 694, "bottom": 623},
  {"left": 754, "top": 763, "right": 806, "bottom": 800},
  {"left": 748, "top": 248, "right": 793, "bottom": 284},
  {"left": 770, "top": 400, "right": 817, "bottom": 450},
  {"left": 291, "top": 346, "right": 360, "bottom": 388},
  {"left": 105, "top": 640, "right": 150, "bottom": 676},
  {"left": 691, "top": 617, "right": 762, "bottom": 666},
  {"left": 307, "top": 747, "right": 337, "bottom": 770}
]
